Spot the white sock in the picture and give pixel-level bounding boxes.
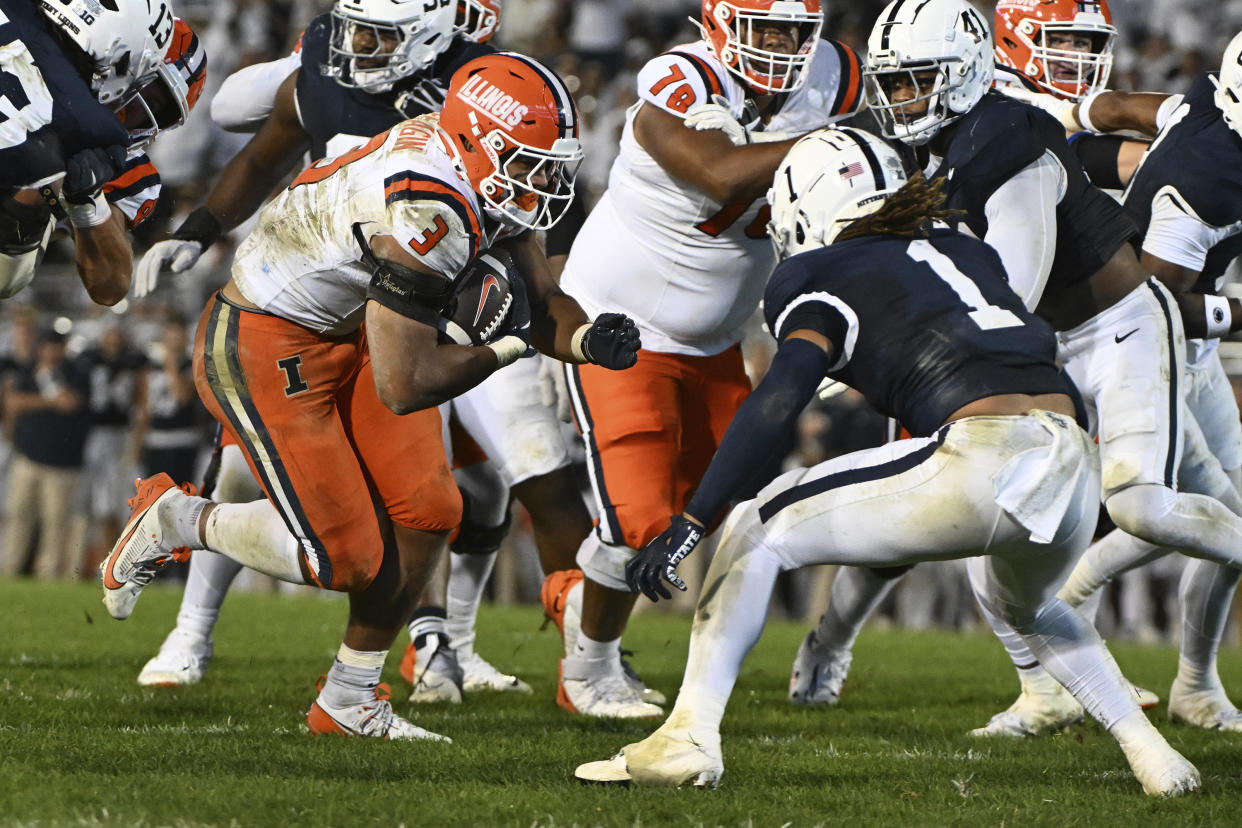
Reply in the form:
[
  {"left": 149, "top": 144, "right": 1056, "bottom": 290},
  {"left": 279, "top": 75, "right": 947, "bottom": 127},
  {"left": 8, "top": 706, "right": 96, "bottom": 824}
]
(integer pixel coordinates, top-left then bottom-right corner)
[
  {"left": 446, "top": 550, "right": 497, "bottom": 657},
  {"left": 320, "top": 644, "right": 386, "bottom": 708},
  {"left": 159, "top": 493, "right": 210, "bottom": 550},
  {"left": 814, "top": 566, "right": 902, "bottom": 652},
  {"left": 1176, "top": 559, "right": 1240, "bottom": 694},
  {"left": 203, "top": 500, "right": 306, "bottom": 584},
  {"left": 174, "top": 550, "right": 243, "bottom": 641},
  {"left": 572, "top": 632, "right": 620, "bottom": 662}
]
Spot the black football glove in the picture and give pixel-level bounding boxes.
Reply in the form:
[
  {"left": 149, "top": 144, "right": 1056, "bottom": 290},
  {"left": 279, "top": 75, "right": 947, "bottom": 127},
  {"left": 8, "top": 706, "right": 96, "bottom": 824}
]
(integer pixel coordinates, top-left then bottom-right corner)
[
  {"left": 625, "top": 515, "right": 704, "bottom": 602},
  {"left": 63, "top": 145, "right": 127, "bottom": 203},
  {"left": 581, "top": 313, "right": 640, "bottom": 370}
]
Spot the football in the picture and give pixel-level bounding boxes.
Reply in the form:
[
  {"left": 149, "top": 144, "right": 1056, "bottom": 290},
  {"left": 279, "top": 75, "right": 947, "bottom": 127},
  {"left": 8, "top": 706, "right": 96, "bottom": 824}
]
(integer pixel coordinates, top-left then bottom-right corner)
[{"left": 438, "top": 247, "right": 516, "bottom": 346}]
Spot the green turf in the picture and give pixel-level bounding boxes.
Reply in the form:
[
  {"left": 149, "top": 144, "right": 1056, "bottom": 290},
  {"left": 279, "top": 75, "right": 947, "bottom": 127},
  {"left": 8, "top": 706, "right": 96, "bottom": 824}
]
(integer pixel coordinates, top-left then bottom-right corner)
[{"left": 2, "top": 578, "right": 1241, "bottom": 827}]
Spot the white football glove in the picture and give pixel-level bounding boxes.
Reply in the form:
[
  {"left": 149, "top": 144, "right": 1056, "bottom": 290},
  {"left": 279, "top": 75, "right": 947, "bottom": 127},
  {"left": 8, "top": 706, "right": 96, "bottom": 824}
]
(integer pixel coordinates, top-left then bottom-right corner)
[
  {"left": 816, "top": 377, "right": 851, "bottom": 401},
  {"left": 538, "top": 354, "right": 572, "bottom": 422},
  {"left": 683, "top": 95, "right": 749, "bottom": 146},
  {"left": 997, "top": 84, "right": 1082, "bottom": 133},
  {"left": 134, "top": 238, "right": 203, "bottom": 298}
]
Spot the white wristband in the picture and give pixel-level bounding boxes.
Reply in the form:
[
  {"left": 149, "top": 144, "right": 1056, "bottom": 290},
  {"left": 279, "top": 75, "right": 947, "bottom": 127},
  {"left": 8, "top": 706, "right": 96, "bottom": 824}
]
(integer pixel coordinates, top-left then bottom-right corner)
[
  {"left": 1077, "top": 90, "right": 1105, "bottom": 133},
  {"left": 486, "top": 335, "right": 527, "bottom": 367},
  {"left": 67, "top": 192, "right": 112, "bottom": 228},
  {"left": 1204, "top": 294, "right": 1232, "bottom": 339},
  {"left": 570, "top": 323, "right": 592, "bottom": 363}
]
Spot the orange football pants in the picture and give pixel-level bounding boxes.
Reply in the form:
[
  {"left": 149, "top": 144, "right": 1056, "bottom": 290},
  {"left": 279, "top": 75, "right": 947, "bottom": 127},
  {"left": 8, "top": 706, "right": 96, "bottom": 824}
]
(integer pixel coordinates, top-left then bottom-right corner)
[
  {"left": 566, "top": 346, "right": 751, "bottom": 549},
  {"left": 193, "top": 293, "right": 461, "bottom": 591}
]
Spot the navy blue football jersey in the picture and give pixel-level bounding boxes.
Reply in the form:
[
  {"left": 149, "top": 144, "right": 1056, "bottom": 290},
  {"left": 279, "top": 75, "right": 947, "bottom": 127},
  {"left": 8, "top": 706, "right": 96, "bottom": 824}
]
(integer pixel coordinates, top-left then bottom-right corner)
[
  {"left": 935, "top": 91, "right": 1136, "bottom": 297},
  {"left": 763, "top": 228, "right": 1067, "bottom": 437},
  {"left": 295, "top": 13, "right": 494, "bottom": 160},
  {"left": 1123, "top": 73, "right": 1242, "bottom": 293},
  {"left": 0, "top": 0, "right": 129, "bottom": 187}
]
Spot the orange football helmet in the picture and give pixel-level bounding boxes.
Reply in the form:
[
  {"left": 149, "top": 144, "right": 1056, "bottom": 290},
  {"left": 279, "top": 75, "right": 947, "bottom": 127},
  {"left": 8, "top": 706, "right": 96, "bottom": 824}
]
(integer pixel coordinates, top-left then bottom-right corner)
[
  {"left": 115, "top": 19, "right": 208, "bottom": 145},
  {"left": 699, "top": 0, "right": 823, "bottom": 94},
  {"left": 455, "top": 0, "right": 500, "bottom": 44},
  {"left": 994, "top": 0, "right": 1116, "bottom": 101},
  {"left": 439, "top": 52, "right": 582, "bottom": 231}
]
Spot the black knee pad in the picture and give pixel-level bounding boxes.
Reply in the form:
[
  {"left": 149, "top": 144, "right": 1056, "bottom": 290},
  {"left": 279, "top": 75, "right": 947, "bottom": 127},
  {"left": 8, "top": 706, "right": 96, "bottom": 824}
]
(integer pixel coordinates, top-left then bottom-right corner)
[{"left": 452, "top": 501, "right": 511, "bottom": 556}]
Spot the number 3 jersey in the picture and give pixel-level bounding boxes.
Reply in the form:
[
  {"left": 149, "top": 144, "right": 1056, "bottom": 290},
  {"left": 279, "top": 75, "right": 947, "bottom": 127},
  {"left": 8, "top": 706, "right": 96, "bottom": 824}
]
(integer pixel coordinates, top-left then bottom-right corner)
[
  {"left": 560, "top": 39, "right": 862, "bottom": 357},
  {"left": 231, "top": 115, "right": 489, "bottom": 335},
  {"left": 764, "top": 228, "right": 1068, "bottom": 437}
]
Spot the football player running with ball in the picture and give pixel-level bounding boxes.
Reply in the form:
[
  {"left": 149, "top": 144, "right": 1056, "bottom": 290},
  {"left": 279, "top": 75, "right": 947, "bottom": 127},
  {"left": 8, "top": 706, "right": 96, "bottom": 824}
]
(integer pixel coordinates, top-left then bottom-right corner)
[
  {"left": 545, "top": 0, "right": 864, "bottom": 719},
  {"left": 574, "top": 127, "right": 1199, "bottom": 797},
  {"left": 100, "top": 54, "right": 638, "bottom": 741}
]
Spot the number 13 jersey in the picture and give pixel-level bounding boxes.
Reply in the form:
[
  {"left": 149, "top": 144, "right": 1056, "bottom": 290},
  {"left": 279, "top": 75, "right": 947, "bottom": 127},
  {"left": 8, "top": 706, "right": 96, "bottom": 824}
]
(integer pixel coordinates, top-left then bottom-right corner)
[{"left": 560, "top": 39, "right": 862, "bottom": 357}]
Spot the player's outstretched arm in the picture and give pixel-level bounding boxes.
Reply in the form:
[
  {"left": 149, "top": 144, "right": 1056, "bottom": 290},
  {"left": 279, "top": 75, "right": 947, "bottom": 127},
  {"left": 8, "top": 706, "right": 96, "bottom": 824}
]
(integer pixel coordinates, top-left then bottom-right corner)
[
  {"left": 61, "top": 145, "right": 132, "bottom": 305},
  {"left": 632, "top": 104, "right": 799, "bottom": 205},
  {"left": 497, "top": 233, "right": 640, "bottom": 370},
  {"left": 626, "top": 331, "right": 830, "bottom": 601},
  {"left": 135, "top": 72, "right": 311, "bottom": 296}
]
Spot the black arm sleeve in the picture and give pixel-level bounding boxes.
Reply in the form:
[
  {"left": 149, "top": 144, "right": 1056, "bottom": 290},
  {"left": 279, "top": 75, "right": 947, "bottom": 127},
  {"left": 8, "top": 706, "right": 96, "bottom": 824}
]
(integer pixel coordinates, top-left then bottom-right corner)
[
  {"left": 683, "top": 338, "right": 829, "bottom": 524},
  {"left": 1069, "top": 133, "right": 1129, "bottom": 191},
  {"left": 544, "top": 190, "right": 587, "bottom": 259}
]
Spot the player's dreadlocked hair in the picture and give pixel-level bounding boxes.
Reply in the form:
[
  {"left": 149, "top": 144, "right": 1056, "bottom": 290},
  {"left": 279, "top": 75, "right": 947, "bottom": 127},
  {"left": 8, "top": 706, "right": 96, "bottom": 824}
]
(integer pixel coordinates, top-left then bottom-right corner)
[{"left": 835, "top": 173, "right": 961, "bottom": 243}]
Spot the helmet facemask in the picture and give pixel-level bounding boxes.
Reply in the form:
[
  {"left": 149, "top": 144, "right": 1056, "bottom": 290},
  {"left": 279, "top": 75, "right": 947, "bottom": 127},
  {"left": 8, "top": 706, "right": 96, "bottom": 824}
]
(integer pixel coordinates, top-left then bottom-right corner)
[
  {"left": 455, "top": 0, "right": 500, "bottom": 44},
  {"left": 865, "top": 60, "right": 961, "bottom": 146},
  {"left": 1022, "top": 22, "right": 1115, "bottom": 100},
  {"left": 474, "top": 130, "right": 583, "bottom": 231},
  {"left": 700, "top": 1, "right": 824, "bottom": 95},
  {"left": 328, "top": 7, "right": 451, "bottom": 93}
]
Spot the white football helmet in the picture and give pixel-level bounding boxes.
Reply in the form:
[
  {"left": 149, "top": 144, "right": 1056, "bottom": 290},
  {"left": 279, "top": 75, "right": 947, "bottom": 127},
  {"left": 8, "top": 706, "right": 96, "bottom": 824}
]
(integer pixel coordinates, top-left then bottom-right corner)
[
  {"left": 329, "top": 0, "right": 456, "bottom": 93},
  {"left": 767, "top": 127, "right": 909, "bottom": 259},
  {"left": 39, "top": 0, "right": 175, "bottom": 108},
  {"left": 1212, "top": 31, "right": 1242, "bottom": 140},
  {"left": 864, "top": 0, "right": 993, "bottom": 146}
]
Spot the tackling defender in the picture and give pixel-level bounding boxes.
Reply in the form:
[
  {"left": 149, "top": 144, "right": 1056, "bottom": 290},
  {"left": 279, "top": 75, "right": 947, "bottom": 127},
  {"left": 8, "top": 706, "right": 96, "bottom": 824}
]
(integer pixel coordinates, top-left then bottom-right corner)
[{"left": 574, "top": 127, "right": 1198, "bottom": 796}]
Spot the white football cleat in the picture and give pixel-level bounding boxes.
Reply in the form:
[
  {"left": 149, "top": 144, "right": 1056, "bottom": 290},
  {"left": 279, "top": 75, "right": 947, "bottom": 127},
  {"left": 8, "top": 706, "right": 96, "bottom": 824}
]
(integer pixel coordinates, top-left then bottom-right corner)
[
  {"left": 788, "top": 630, "right": 852, "bottom": 706},
  {"left": 1117, "top": 728, "right": 1201, "bottom": 797},
  {"left": 137, "top": 628, "right": 213, "bottom": 687},
  {"left": 101, "top": 474, "right": 195, "bottom": 620},
  {"left": 558, "top": 656, "right": 664, "bottom": 719},
  {"left": 408, "top": 631, "right": 464, "bottom": 704},
  {"left": 459, "top": 651, "right": 532, "bottom": 694},
  {"left": 308, "top": 683, "right": 450, "bottom": 742},
  {"left": 1132, "top": 683, "right": 1161, "bottom": 710},
  {"left": 969, "top": 683, "right": 1084, "bottom": 737},
  {"left": 576, "top": 715, "right": 723, "bottom": 788},
  {"left": 1168, "top": 678, "right": 1242, "bottom": 731}
]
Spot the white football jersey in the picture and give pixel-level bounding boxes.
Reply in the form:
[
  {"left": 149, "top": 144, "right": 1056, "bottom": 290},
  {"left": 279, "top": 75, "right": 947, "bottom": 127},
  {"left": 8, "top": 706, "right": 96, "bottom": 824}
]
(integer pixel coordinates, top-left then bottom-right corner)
[
  {"left": 560, "top": 39, "right": 862, "bottom": 356},
  {"left": 232, "top": 115, "right": 489, "bottom": 334}
]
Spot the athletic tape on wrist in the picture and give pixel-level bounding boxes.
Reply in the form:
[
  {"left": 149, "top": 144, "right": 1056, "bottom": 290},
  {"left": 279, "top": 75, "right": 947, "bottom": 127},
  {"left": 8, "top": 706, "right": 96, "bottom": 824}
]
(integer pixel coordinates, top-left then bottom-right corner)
[
  {"left": 570, "top": 323, "right": 592, "bottom": 363},
  {"left": 1204, "top": 294, "right": 1232, "bottom": 339},
  {"left": 487, "top": 335, "right": 527, "bottom": 367},
  {"left": 1077, "top": 90, "right": 1105, "bottom": 133},
  {"left": 67, "top": 192, "right": 111, "bottom": 228}
]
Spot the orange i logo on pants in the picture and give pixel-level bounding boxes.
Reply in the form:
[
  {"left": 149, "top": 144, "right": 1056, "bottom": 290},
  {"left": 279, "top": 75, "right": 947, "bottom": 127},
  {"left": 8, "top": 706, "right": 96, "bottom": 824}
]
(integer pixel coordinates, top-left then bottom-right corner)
[
  {"left": 193, "top": 293, "right": 462, "bottom": 591},
  {"left": 564, "top": 347, "right": 751, "bottom": 549}
]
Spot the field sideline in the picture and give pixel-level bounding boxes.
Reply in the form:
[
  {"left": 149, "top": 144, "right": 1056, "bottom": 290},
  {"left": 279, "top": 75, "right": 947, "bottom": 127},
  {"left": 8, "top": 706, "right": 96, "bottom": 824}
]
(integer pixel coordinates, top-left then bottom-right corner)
[{"left": 3, "top": 579, "right": 1242, "bottom": 826}]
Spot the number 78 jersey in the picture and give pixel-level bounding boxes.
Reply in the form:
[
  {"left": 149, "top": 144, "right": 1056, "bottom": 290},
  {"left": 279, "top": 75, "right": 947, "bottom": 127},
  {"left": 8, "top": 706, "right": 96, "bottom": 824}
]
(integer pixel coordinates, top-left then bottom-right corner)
[
  {"left": 764, "top": 229, "right": 1068, "bottom": 438},
  {"left": 560, "top": 39, "right": 862, "bottom": 357}
]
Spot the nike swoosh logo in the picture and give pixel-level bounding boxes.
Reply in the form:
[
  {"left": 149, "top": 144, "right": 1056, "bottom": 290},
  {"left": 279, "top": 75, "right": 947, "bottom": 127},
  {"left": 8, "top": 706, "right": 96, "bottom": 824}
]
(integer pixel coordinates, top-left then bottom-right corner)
[
  {"left": 472, "top": 275, "right": 500, "bottom": 328},
  {"left": 1115, "top": 329, "right": 1140, "bottom": 344}
]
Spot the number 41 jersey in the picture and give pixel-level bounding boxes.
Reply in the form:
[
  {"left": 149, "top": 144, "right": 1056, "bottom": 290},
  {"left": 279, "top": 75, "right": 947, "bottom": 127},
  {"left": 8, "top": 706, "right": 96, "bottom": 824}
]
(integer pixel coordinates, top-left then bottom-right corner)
[
  {"left": 764, "top": 229, "right": 1068, "bottom": 437},
  {"left": 560, "top": 39, "right": 862, "bottom": 357}
]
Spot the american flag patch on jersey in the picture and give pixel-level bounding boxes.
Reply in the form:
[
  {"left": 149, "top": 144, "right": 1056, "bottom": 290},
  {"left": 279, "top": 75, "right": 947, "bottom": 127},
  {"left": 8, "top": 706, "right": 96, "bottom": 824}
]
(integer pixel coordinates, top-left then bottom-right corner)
[{"left": 839, "top": 161, "right": 864, "bottom": 180}]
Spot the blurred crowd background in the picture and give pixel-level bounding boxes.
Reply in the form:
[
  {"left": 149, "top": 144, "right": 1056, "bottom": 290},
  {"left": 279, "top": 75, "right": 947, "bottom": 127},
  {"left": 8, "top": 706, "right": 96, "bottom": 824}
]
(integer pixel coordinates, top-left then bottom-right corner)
[{"left": 3, "top": 0, "right": 1241, "bottom": 643}]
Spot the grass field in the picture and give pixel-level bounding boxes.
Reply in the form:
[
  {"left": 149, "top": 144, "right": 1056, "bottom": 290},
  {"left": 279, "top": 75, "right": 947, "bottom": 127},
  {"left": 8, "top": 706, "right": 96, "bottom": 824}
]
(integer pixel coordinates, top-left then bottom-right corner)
[{"left": 3, "top": 579, "right": 1242, "bottom": 827}]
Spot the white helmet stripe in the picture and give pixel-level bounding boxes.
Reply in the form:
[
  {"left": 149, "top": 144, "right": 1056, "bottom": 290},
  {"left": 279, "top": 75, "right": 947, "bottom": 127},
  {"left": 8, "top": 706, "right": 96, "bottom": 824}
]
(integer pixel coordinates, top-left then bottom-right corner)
[{"left": 497, "top": 50, "right": 576, "bottom": 132}]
